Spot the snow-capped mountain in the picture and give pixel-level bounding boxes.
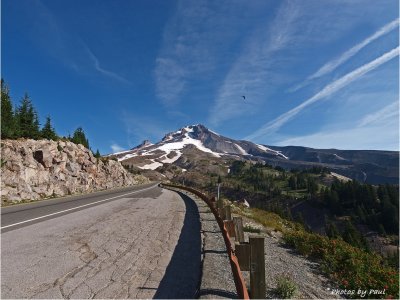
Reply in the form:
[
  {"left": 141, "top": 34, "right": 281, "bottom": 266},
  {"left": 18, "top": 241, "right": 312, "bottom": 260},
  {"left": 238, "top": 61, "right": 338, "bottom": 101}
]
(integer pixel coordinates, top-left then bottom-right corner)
[
  {"left": 110, "top": 124, "right": 398, "bottom": 184},
  {"left": 111, "top": 124, "right": 288, "bottom": 171}
]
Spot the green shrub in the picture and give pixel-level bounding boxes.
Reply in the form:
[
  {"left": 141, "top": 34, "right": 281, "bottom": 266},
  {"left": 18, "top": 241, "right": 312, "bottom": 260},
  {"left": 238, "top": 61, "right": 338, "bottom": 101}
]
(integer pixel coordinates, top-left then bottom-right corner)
[
  {"left": 275, "top": 274, "right": 297, "bottom": 298},
  {"left": 283, "top": 230, "right": 399, "bottom": 299}
]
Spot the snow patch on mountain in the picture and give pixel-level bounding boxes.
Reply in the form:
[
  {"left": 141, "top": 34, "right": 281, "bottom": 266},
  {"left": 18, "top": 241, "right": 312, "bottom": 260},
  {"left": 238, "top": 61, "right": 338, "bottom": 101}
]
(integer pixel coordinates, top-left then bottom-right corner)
[
  {"left": 257, "top": 144, "right": 289, "bottom": 159},
  {"left": 160, "top": 150, "right": 182, "bottom": 163},
  {"left": 235, "top": 144, "right": 249, "bottom": 155},
  {"left": 138, "top": 160, "right": 163, "bottom": 170},
  {"left": 113, "top": 149, "right": 136, "bottom": 156},
  {"left": 155, "top": 130, "right": 220, "bottom": 158},
  {"left": 333, "top": 153, "right": 347, "bottom": 161},
  {"left": 118, "top": 153, "right": 138, "bottom": 161}
]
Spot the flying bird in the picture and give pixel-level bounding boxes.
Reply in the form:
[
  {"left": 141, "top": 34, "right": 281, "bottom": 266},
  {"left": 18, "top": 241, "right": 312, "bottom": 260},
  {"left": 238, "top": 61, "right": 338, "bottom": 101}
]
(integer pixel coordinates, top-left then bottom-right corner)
[{"left": 242, "top": 95, "right": 246, "bottom": 100}]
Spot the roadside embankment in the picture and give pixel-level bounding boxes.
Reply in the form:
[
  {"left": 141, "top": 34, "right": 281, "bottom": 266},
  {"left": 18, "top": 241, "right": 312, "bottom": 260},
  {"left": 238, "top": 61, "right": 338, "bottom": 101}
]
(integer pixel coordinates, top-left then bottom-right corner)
[{"left": 1, "top": 139, "right": 149, "bottom": 203}]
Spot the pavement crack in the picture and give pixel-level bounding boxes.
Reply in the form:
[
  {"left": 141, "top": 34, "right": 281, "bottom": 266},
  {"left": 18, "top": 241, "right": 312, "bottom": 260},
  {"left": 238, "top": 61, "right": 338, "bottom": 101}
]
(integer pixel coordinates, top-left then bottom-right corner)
[{"left": 78, "top": 243, "right": 98, "bottom": 263}]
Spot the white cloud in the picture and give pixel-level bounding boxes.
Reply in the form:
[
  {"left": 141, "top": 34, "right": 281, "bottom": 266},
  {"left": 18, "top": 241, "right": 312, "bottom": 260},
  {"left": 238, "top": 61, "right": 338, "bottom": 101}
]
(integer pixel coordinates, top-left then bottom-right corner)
[
  {"left": 276, "top": 120, "right": 399, "bottom": 151},
  {"left": 245, "top": 46, "right": 399, "bottom": 141},
  {"left": 208, "top": 1, "right": 301, "bottom": 126},
  {"left": 358, "top": 101, "right": 399, "bottom": 127},
  {"left": 14, "top": 0, "right": 131, "bottom": 85},
  {"left": 154, "top": 57, "right": 187, "bottom": 106},
  {"left": 110, "top": 143, "right": 125, "bottom": 153},
  {"left": 83, "top": 44, "right": 130, "bottom": 84},
  {"left": 291, "top": 18, "right": 399, "bottom": 91},
  {"left": 154, "top": 1, "right": 269, "bottom": 106},
  {"left": 155, "top": 1, "right": 226, "bottom": 106}
]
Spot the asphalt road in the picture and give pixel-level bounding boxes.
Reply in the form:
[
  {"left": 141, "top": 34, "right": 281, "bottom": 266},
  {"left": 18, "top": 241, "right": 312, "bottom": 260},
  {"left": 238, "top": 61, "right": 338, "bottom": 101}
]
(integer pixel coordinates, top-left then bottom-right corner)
[
  {"left": 1, "top": 184, "right": 202, "bottom": 299},
  {"left": 1, "top": 183, "right": 158, "bottom": 232}
]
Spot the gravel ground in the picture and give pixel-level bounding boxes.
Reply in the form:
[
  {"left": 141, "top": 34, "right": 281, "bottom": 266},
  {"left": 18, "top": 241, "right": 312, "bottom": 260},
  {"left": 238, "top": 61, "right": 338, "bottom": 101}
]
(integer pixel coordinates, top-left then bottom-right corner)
[{"left": 239, "top": 216, "right": 343, "bottom": 299}]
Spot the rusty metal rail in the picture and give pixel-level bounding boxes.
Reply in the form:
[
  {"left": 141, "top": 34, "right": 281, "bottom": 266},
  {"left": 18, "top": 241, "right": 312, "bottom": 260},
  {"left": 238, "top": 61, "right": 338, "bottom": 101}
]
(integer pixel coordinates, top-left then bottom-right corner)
[{"left": 160, "top": 183, "right": 250, "bottom": 300}]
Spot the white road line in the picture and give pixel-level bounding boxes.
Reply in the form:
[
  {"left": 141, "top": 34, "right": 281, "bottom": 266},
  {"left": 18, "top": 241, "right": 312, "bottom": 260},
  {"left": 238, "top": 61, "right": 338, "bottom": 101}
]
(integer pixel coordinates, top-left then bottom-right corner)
[{"left": 1, "top": 184, "right": 159, "bottom": 230}]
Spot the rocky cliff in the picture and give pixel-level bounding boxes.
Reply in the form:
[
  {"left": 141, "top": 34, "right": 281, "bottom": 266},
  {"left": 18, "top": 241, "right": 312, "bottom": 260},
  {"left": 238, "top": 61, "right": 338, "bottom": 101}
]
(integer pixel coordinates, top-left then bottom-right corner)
[{"left": 1, "top": 139, "right": 147, "bottom": 203}]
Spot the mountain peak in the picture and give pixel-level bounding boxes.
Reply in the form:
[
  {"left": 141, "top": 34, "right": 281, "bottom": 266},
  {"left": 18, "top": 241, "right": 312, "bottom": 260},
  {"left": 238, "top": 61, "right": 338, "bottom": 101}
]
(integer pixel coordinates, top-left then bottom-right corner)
[
  {"left": 132, "top": 140, "right": 153, "bottom": 150},
  {"left": 111, "top": 123, "right": 291, "bottom": 170},
  {"left": 162, "top": 124, "right": 210, "bottom": 142}
]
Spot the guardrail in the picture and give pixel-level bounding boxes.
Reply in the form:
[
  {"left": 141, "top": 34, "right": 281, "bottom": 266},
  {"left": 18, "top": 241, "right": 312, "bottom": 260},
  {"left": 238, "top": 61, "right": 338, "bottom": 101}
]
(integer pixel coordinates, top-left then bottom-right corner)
[{"left": 160, "top": 183, "right": 250, "bottom": 300}]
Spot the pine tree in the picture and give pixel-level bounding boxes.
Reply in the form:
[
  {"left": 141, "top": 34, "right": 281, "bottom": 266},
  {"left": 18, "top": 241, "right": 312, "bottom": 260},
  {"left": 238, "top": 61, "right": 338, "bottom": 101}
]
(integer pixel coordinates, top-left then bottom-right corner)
[
  {"left": 71, "top": 127, "right": 89, "bottom": 149},
  {"left": 342, "top": 220, "right": 368, "bottom": 250},
  {"left": 381, "top": 198, "right": 398, "bottom": 234},
  {"left": 307, "top": 177, "right": 319, "bottom": 195},
  {"left": 94, "top": 149, "right": 101, "bottom": 158},
  {"left": 325, "top": 219, "right": 340, "bottom": 239},
  {"left": 1, "top": 79, "right": 16, "bottom": 138},
  {"left": 15, "top": 93, "right": 40, "bottom": 139},
  {"left": 288, "top": 175, "right": 297, "bottom": 190},
  {"left": 356, "top": 205, "right": 366, "bottom": 223},
  {"left": 41, "top": 115, "right": 58, "bottom": 140}
]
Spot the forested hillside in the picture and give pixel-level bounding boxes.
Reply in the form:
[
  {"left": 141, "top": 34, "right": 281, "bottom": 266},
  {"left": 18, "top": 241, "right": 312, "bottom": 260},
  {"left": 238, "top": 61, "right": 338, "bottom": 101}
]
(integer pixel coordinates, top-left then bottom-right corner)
[{"left": 178, "top": 160, "right": 398, "bottom": 263}]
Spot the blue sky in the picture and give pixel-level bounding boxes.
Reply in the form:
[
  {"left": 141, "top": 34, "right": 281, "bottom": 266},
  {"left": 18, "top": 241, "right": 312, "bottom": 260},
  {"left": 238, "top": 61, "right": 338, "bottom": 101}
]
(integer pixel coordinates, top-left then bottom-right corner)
[{"left": 2, "top": 0, "right": 399, "bottom": 154}]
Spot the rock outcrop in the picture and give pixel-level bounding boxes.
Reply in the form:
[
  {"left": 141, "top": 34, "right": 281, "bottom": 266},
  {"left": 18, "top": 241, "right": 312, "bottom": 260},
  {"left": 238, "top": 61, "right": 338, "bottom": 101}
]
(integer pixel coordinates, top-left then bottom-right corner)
[{"left": 1, "top": 139, "right": 147, "bottom": 202}]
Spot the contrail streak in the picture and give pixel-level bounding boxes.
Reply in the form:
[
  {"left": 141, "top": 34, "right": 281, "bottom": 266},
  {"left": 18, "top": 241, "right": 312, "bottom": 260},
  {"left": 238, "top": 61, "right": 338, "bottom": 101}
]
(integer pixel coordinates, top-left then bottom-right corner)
[
  {"left": 291, "top": 19, "right": 399, "bottom": 91},
  {"left": 246, "top": 46, "right": 400, "bottom": 140}
]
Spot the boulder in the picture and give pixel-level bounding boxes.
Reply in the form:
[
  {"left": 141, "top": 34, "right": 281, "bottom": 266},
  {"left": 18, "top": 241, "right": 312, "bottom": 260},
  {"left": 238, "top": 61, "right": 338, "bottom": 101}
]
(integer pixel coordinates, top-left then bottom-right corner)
[
  {"left": 33, "top": 149, "right": 53, "bottom": 168},
  {"left": 66, "top": 162, "right": 81, "bottom": 174}
]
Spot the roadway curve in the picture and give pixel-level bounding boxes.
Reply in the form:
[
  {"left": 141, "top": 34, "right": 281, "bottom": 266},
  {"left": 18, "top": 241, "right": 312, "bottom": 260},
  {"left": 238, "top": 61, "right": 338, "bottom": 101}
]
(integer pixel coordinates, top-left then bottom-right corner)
[{"left": 1, "top": 183, "right": 201, "bottom": 299}]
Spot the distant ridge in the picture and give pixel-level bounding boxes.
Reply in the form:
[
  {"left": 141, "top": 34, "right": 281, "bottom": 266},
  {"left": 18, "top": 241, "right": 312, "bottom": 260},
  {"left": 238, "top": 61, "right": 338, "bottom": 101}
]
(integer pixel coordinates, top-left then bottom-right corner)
[{"left": 110, "top": 124, "right": 399, "bottom": 184}]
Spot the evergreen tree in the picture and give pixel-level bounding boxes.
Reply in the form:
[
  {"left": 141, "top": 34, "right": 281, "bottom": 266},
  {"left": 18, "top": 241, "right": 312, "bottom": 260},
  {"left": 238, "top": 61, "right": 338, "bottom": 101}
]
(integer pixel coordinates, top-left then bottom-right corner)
[
  {"left": 327, "top": 190, "right": 341, "bottom": 214},
  {"left": 380, "top": 198, "right": 398, "bottom": 234},
  {"left": 41, "top": 115, "right": 58, "bottom": 140},
  {"left": 1, "top": 79, "right": 16, "bottom": 138},
  {"left": 356, "top": 205, "right": 366, "bottom": 223},
  {"left": 288, "top": 175, "right": 297, "bottom": 190},
  {"left": 342, "top": 220, "right": 368, "bottom": 250},
  {"left": 15, "top": 93, "right": 40, "bottom": 139},
  {"left": 94, "top": 149, "right": 101, "bottom": 158},
  {"left": 325, "top": 220, "right": 340, "bottom": 239},
  {"left": 71, "top": 127, "right": 89, "bottom": 148},
  {"left": 307, "top": 177, "right": 319, "bottom": 195}
]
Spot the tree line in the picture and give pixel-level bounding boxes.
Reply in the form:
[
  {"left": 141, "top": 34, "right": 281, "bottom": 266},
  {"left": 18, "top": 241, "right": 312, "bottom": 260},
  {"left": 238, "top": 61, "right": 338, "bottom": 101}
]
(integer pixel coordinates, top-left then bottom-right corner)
[
  {"left": 1, "top": 79, "right": 99, "bottom": 156},
  {"left": 227, "top": 160, "right": 398, "bottom": 248},
  {"left": 321, "top": 180, "right": 398, "bottom": 235}
]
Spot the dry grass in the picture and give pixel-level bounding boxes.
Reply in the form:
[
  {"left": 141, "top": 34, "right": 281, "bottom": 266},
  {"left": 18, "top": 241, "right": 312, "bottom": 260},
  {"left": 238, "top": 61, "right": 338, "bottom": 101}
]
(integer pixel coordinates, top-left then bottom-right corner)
[{"left": 231, "top": 204, "right": 295, "bottom": 233}]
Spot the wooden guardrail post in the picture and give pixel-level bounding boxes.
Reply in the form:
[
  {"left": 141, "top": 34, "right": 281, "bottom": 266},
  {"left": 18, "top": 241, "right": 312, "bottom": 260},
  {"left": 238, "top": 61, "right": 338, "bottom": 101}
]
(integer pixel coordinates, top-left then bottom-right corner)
[
  {"left": 235, "top": 242, "right": 250, "bottom": 271},
  {"left": 249, "top": 236, "right": 266, "bottom": 299},
  {"left": 225, "top": 205, "right": 232, "bottom": 221},
  {"left": 233, "top": 217, "right": 245, "bottom": 243},
  {"left": 224, "top": 220, "right": 235, "bottom": 237},
  {"left": 218, "top": 208, "right": 226, "bottom": 220}
]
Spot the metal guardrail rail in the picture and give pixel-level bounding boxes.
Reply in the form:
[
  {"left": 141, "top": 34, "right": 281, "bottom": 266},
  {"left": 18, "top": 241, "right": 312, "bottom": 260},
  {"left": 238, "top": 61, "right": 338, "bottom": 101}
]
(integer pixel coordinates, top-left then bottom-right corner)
[{"left": 160, "top": 183, "right": 250, "bottom": 300}]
